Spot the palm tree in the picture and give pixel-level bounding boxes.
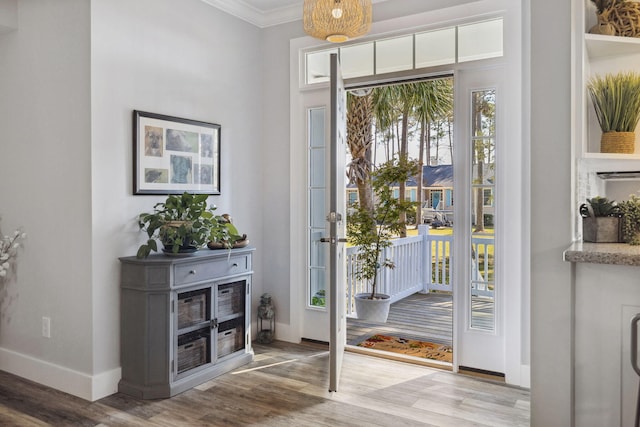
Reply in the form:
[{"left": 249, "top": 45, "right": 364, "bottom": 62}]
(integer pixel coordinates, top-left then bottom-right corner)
[
  {"left": 413, "top": 79, "right": 453, "bottom": 225},
  {"left": 471, "top": 89, "right": 496, "bottom": 233},
  {"left": 347, "top": 78, "right": 454, "bottom": 235},
  {"left": 346, "top": 90, "right": 374, "bottom": 215}
]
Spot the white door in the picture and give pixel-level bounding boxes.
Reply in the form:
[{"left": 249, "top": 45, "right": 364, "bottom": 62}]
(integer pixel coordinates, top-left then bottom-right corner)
[
  {"left": 454, "top": 66, "right": 505, "bottom": 374},
  {"left": 328, "top": 54, "right": 347, "bottom": 392},
  {"left": 300, "top": 54, "right": 347, "bottom": 384}
]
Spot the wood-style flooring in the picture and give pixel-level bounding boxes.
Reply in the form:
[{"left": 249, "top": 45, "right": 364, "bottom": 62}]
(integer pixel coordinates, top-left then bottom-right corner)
[{"left": 0, "top": 340, "right": 529, "bottom": 426}]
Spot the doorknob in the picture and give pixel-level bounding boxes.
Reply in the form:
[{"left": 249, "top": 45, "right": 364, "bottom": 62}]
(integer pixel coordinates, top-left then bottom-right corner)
[{"left": 320, "top": 237, "right": 347, "bottom": 244}]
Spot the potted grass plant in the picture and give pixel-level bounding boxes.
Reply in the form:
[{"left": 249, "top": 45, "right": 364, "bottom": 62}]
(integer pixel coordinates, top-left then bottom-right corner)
[
  {"left": 347, "top": 157, "right": 419, "bottom": 322},
  {"left": 588, "top": 71, "right": 640, "bottom": 153}
]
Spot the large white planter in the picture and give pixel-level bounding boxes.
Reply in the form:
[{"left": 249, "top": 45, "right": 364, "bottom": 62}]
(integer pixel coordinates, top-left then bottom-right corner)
[{"left": 354, "top": 293, "right": 391, "bottom": 323}]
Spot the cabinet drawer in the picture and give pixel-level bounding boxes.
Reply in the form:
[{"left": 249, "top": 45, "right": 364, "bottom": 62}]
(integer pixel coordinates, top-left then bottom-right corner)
[{"left": 174, "top": 255, "right": 250, "bottom": 285}]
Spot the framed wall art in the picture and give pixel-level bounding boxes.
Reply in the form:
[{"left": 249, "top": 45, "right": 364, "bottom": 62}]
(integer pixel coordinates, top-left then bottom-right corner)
[{"left": 133, "top": 110, "right": 221, "bottom": 195}]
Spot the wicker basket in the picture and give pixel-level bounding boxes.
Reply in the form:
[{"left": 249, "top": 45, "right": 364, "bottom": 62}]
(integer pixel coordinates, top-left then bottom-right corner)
[{"left": 601, "top": 131, "right": 635, "bottom": 154}]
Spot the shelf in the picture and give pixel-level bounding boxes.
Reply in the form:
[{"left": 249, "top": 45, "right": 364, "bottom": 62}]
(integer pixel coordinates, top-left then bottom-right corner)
[
  {"left": 585, "top": 33, "right": 640, "bottom": 60},
  {"left": 583, "top": 152, "right": 640, "bottom": 160},
  {"left": 579, "top": 156, "right": 640, "bottom": 175}
]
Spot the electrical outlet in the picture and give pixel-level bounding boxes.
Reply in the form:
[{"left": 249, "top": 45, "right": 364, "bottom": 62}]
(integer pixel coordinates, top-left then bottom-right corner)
[{"left": 42, "top": 317, "right": 50, "bottom": 338}]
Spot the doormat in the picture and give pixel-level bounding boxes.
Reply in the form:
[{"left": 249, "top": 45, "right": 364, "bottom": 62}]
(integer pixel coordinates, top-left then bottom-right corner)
[{"left": 357, "top": 334, "right": 453, "bottom": 363}]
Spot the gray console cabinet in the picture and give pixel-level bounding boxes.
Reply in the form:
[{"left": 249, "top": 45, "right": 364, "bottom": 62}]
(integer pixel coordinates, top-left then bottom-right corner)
[{"left": 118, "top": 247, "right": 254, "bottom": 399}]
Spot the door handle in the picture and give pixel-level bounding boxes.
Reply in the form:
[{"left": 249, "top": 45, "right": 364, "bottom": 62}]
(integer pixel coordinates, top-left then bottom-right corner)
[
  {"left": 631, "top": 313, "right": 640, "bottom": 376},
  {"left": 320, "top": 237, "right": 348, "bottom": 243}
]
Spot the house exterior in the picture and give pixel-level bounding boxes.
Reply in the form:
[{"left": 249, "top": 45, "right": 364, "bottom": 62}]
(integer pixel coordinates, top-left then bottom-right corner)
[
  {"left": 347, "top": 164, "right": 497, "bottom": 223},
  {"left": 348, "top": 164, "right": 455, "bottom": 207},
  {"left": 0, "top": 0, "right": 574, "bottom": 425}
]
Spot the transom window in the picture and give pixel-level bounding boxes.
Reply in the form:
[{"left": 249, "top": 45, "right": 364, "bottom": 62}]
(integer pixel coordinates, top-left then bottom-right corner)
[{"left": 305, "top": 18, "right": 503, "bottom": 85}]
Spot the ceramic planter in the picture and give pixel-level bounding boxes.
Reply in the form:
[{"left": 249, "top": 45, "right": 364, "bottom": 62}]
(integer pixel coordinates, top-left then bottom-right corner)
[
  {"left": 582, "top": 216, "right": 621, "bottom": 243},
  {"left": 354, "top": 293, "right": 391, "bottom": 323}
]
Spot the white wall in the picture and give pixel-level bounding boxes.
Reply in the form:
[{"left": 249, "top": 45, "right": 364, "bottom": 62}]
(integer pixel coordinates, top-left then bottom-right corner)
[
  {"left": 0, "top": 0, "right": 264, "bottom": 401},
  {"left": 0, "top": 0, "right": 17, "bottom": 32},
  {"left": 529, "top": 0, "right": 573, "bottom": 425},
  {"left": 0, "top": 0, "right": 566, "bottom": 417},
  {"left": 0, "top": 0, "right": 93, "bottom": 395}
]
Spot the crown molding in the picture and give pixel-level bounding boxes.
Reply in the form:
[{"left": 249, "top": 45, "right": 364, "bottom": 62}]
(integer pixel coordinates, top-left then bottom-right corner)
[
  {"left": 202, "top": 0, "right": 389, "bottom": 29},
  {"left": 201, "top": 0, "right": 302, "bottom": 28}
]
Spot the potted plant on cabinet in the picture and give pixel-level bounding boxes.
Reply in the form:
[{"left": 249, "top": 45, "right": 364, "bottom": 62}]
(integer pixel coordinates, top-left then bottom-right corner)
[
  {"left": 136, "top": 192, "right": 230, "bottom": 258},
  {"left": 619, "top": 194, "right": 640, "bottom": 245},
  {"left": 579, "top": 196, "right": 621, "bottom": 243},
  {"left": 347, "top": 157, "right": 419, "bottom": 323},
  {"left": 587, "top": 71, "right": 640, "bottom": 153}
]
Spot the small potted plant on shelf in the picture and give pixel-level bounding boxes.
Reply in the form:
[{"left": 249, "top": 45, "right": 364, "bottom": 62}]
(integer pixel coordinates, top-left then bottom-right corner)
[
  {"left": 346, "top": 157, "right": 419, "bottom": 323},
  {"left": 587, "top": 71, "right": 640, "bottom": 154},
  {"left": 579, "top": 196, "right": 621, "bottom": 243},
  {"left": 136, "top": 192, "right": 230, "bottom": 258},
  {"left": 619, "top": 194, "right": 640, "bottom": 245}
]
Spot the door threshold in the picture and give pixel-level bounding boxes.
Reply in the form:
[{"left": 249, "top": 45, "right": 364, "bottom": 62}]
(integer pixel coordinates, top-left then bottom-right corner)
[
  {"left": 458, "top": 366, "right": 505, "bottom": 383},
  {"left": 345, "top": 344, "right": 453, "bottom": 371}
]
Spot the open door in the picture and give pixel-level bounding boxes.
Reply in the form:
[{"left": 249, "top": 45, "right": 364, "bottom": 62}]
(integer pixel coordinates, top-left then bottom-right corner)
[{"left": 328, "top": 53, "right": 347, "bottom": 392}]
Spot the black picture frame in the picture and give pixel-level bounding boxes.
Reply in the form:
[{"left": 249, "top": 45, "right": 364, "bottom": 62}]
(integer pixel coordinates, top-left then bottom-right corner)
[{"left": 133, "top": 110, "right": 221, "bottom": 195}]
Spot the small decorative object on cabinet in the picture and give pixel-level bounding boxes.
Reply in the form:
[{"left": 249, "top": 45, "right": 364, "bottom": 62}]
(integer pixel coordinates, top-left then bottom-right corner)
[
  {"left": 619, "top": 194, "right": 640, "bottom": 244},
  {"left": 119, "top": 247, "right": 255, "bottom": 399},
  {"left": 256, "top": 293, "right": 275, "bottom": 344},
  {"left": 579, "top": 196, "right": 621, "bottom": 242}
]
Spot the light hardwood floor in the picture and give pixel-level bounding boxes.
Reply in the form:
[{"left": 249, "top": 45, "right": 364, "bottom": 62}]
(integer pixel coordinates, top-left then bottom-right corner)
[{"left": 0, "top": 341, "right": 529, "bottom": 426}]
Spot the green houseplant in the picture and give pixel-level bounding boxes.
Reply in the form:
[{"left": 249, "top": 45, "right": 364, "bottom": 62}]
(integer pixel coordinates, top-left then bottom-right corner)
[
  {"left": 347, "top": 157, "right": 419, "bottom": 322},
  {"left": 587, "top": 71, "right": 640, "bottom": 153},
  {"left": 579, "top": 196, "right": 621, "bottom": 243},
  {"left": 137, "top": 192, "right": 230, "bottom": 258},
  {"left": 619, "top": 194, "right": 640, "bottom": 245}
]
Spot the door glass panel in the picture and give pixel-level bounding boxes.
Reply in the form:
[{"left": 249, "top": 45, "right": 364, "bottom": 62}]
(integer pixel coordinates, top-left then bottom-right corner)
[
  {"left": 470, "top": 89, "right": 496, "bottom": 331},
  {"left": 415, "top": 27, "right": 456, "bottom": 68},
  {"left": 309, "top": 107, "right": 327, "bottom": 308},
  {"left": 376, "top": 35, "right": 413, "bottom": 74},
  {"left": 310, "top": 149, "right": 325, "bottom": 187}
]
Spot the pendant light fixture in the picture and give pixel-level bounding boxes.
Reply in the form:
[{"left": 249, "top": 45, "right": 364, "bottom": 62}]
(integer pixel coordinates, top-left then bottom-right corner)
[{"left": 303, "top": 0, "right": 373, "bottom": 43}]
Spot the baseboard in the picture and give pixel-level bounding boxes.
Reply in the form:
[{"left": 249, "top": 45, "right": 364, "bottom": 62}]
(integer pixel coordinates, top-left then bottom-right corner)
[
  {"left": 0, "top": 346, "right": 120, "bottom": 401},
  {"left": 271, "top": 322, "right": 301, "bottom": 343}
]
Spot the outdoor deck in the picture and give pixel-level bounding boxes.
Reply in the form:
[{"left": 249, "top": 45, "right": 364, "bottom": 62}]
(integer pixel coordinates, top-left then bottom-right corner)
[{"left": 347, "top": 292, "right": 453, "bottom": 347}]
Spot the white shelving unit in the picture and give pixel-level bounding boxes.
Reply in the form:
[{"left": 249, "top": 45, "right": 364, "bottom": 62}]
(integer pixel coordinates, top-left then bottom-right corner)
[{"left": 573, "top": 0, "right": 640, "bottom": 236}]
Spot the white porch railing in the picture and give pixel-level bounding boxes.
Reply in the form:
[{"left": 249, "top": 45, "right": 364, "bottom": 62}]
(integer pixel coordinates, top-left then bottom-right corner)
[{"left": 345, "top": 224, "right": 495, "bottom": 316}]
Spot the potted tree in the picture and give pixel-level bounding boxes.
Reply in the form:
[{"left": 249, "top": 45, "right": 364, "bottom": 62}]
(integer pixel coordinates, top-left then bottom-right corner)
[
  {"left": 579, "top": 196, "right": 621, "bottom": 242},
  {"left": 136, "top": 192, "right": 230, "bottom": 258},
  {"left": 347, "top": 157, "right": 419, "bottom": 322},
  {"left": 587, "top": 71, "right": 640, "bottom": 153}
]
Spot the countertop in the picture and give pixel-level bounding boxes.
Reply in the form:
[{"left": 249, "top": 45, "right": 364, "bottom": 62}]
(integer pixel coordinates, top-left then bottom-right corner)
[{"left": 564, "top": 242, "right": 640, "bottom": 266}]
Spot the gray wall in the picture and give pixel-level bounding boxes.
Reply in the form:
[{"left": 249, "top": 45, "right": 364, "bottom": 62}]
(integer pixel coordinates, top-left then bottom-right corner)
[
  {"left": 90, "top": 0, "right": 265, "bottom": 376},
  {"left": 0, "top": 0, "right": 264, "bottom": 398},
  {"left": 0, "top": 0, "right": 572, "bottom": 419},
  {"left": 530, "top": 0, "right": 573, "bottom": 425},
  {"left": 0, "top": 0, "right": 93, "bottom": 372}
]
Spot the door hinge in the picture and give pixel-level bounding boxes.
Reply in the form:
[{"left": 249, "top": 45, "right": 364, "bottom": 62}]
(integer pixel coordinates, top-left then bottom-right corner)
[{"left": 210, "top": 318, "right": 218, "bottom": 329}]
